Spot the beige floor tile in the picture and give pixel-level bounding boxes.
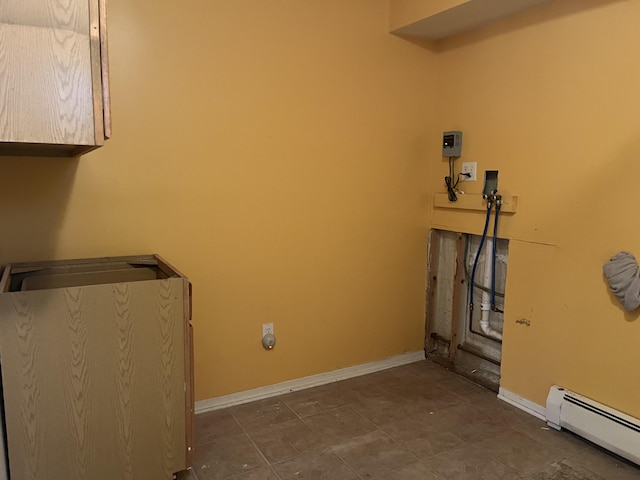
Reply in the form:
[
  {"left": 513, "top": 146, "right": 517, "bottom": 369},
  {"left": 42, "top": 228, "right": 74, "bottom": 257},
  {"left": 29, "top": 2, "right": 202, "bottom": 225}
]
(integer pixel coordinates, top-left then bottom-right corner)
[
  {"left": 193, "top": 434, "right": 267, "bottom": 480},
  {"left": 228, "top": 466, "right": 281, "bottom": 479},
  {"left": 273, "top": 450, "right": 360, "bottom": 480},
  {"left": 332, "top": 430, "right": 419, "bottom": 478},
  {"left": 249, "top": 418, "right": 326, "bottom": 463},
  {"left": 523, "top": 461, "right": 606, "bottom": 480},
  {"left": 195, "top": 409, "right": 244, "bottom": 446},
  {"left": 361, "top": 460, "right": 444, "bottom": 480},
  {"left": 303, "top": 406, "right": 378, "bottom": 444},
  {"left": 383, "top": 412, "right": 466, "bottom": 458},
  {"left": 281, "top": 383, "right": 346, "bottom": 417},
  {"left": 479, "top": 429, "right": 566, "bottom": 475},
  {"left": 471, "top": 396, "right": 535, "bottom": 426},
  {"left": 425, "top": 442, "right": 520, "bottom": 479},
  {"left": 514, "top": 420, "right": 590, "bottom": 458},
  {"left": 564, "top": 448, "right": 640, "bottom": 480},
  {"left": 438, "top": 375, "right": 497, "bottom": 403},
  {"left": 230, "top": 397, "right": 298, "bottom": 432}
]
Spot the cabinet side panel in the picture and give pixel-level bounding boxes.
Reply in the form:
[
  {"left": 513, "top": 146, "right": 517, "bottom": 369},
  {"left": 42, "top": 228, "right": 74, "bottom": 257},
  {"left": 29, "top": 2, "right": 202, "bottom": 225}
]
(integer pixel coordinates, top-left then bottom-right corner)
[
  {"left": 0, "top": 23, "right": 94, "bottom": 145},
  {"left": 127, "top": 278, "right": 187, "bottom": 477},
  {"left": 0, "top": 279, "right": 187, "bottom": 480}
]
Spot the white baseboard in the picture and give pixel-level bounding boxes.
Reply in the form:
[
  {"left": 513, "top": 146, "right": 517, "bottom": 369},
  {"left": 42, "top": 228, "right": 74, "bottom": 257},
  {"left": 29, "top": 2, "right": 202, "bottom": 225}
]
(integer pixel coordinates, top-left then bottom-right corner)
[
  {"left": 498, "top": 386, "right": 546, "bottom": 421},
  {"left": 195, "top": 351, "right": 425, "bottom": 414}
]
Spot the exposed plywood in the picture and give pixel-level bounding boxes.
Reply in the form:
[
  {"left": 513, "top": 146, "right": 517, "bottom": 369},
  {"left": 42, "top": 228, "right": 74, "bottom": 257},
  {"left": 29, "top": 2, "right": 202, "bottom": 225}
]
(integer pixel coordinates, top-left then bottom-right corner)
[
  {"left": 425, "top": 230, "right": 459, "bottom": 357},
  {"left": 448, "top": 233, "right": 466, "bottom": 361},
  {"left": 425, "top": 229, "right": 442, "bottom": 352},
  {"left": 0, "top": 278, "right": 188, "bottom": 480}
]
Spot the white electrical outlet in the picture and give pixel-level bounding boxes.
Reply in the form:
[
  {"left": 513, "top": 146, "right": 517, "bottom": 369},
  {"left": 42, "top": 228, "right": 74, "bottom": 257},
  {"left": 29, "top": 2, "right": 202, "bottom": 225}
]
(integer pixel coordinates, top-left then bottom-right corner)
[
  {"left": 461, "top": 162, "right": 477, "bottom": 181},
  {"left": 262, "top": 323, "right": 274, "bottom": 337}
]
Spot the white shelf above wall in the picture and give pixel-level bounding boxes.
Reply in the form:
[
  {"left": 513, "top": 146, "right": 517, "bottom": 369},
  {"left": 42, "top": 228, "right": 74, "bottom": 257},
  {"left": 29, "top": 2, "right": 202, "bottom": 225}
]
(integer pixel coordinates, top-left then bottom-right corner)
[{"left": 390, "top": 0, "right": 552, "bottom": 40}]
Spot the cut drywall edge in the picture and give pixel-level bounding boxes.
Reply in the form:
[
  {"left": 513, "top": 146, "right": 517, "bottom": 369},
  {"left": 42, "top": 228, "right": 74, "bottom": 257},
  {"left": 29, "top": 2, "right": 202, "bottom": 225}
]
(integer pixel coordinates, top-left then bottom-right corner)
[{"left": 195, "top": 351, "right": 424, "bottom": 414}]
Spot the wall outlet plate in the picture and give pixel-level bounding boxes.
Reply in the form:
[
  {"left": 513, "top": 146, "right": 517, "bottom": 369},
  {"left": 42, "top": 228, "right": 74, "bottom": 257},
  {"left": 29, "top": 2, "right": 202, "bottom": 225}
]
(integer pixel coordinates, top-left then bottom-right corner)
[
  {"left": 262, "top": 323, "right": 274, "bottom": 337},
  {"left": 461, "top": 162, "right": 477, "bottom": 181}
]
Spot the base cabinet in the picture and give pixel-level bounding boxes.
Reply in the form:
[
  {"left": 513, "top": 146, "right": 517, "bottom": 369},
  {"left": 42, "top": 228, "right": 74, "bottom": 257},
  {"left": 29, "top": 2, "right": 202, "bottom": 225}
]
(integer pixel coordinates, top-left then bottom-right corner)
[{"left": 0, "top": 255, "right": 193, "bottom": 479}]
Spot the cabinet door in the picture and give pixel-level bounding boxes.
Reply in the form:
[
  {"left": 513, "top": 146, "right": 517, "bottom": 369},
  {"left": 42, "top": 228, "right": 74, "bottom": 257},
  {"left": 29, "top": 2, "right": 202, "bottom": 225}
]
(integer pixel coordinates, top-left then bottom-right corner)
[{"left": 0, "top": 0, "right": 105, "bottom": 150}]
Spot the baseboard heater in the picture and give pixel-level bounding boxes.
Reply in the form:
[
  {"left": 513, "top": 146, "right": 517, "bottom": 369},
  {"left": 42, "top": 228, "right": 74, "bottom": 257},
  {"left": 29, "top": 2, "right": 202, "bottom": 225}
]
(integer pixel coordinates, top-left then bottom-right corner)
[{"left": 546, "top": 385, "right": 640, "bottom": 466}]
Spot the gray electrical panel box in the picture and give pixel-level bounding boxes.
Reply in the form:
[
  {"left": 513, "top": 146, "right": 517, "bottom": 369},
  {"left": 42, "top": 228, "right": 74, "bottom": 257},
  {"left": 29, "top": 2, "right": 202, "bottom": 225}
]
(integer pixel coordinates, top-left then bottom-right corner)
[{"left": 442, "top": 131, "right": 462, "bottom": 157}]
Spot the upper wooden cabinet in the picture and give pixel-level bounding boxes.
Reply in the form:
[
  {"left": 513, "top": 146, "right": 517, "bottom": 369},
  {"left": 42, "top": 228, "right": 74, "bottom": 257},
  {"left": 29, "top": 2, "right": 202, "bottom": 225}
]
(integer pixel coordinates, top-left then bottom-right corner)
[{"left": 0, "top": 0, "right": 110, "bottom": 157}]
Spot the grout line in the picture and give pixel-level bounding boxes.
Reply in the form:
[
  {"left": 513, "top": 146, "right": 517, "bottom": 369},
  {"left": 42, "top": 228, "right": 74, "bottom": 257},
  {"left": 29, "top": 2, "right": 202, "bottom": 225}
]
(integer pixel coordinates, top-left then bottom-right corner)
[
  {"left": 330, "top": 448, "right": 368, "bottom": 480},
  {"left": 296, "top": 404, "right": 381, "bottom": 480},
  {"left": 227, "top": 409, "right": 282, "bottom": 480}
]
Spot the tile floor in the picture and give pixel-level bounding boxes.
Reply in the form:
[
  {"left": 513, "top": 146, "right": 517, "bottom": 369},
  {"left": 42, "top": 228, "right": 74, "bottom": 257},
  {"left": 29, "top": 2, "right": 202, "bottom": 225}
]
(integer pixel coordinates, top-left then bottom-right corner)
[{"left": 185, "top": 360, "right": 640, "bottom": 480}]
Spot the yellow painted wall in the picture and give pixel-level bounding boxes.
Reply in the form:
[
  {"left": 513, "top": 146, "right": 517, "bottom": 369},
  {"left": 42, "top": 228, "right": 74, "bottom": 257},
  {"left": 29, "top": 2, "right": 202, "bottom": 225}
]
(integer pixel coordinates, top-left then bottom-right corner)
[
  {"left": 5, "top": 0, "right": 633, "bottom": 418},
  {"left": 0, "top": 0, "right": 436, "bottom": 401},
  {"left": 431, "top": 0, "right": 640, "bottom": 417}
]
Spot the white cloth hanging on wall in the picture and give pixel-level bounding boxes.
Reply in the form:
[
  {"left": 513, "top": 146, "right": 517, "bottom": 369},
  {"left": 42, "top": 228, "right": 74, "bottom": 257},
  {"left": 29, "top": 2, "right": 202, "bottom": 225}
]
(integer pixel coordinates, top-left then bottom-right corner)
[{"left": 603, "top": 251, "right": 640, "bottom": 312}]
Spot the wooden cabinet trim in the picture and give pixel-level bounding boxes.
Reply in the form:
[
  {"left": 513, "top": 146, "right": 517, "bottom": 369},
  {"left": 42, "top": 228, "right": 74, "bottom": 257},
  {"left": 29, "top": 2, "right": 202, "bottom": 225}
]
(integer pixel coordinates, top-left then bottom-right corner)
[{"left": 99, "top": 0, "right": 111, "bottom": 139}]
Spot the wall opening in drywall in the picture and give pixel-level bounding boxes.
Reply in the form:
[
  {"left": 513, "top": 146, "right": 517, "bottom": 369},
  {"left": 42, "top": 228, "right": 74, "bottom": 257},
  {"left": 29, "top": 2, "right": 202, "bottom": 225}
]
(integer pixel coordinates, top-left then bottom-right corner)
[{"left": 425, "top": 229, "right": 509, "bottom": 391}]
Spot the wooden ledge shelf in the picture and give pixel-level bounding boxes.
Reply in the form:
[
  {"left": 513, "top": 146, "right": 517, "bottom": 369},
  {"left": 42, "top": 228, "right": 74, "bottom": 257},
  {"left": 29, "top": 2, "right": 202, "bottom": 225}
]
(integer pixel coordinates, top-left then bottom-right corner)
[{"left": 433, "top": 193, "right": 518, "bottom": 213}]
